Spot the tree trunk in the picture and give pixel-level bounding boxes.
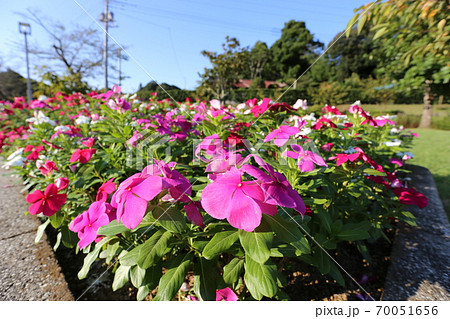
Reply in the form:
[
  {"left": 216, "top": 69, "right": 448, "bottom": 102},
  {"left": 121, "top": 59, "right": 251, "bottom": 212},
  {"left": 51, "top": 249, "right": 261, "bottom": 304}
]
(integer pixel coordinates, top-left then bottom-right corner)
[{"left": 418, "top": 80, "right": 433, "bottom": 128}]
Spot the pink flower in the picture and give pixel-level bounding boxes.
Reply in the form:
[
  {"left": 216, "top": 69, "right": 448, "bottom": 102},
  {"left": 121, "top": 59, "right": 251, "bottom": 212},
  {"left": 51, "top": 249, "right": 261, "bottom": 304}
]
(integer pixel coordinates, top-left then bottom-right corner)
[
  {"left": 69, "top": 148, "right": 96, "bottom": 163},
  {"left": 200, "top": 167, "right": 277, "bottom": 232},
  {"left": 321, "top": 143, "right": 334, "bottom": 152},
  {"left": 81, "top": 137, "right": 95, "bottom": 148},
  {"left": 26, "top": 184, "right": 67, "bottom": 216},
  {"left": 284, "top": 144, "right": 328, "bottom": 172},
  {"left": 184, "top": 201, "right": 204, "bottom": 228},
  {"left": 264, "top": 125, "right": 299, "bottom": 147},
  {"left": 250, "top": 98, "right": 271, "bottom": 117},
  {"left": 37, "top": 160, "right": 58, "bottom": 176},
  {"left": 96, "top": 178, "right": 116, "bottom": 202},
  {"left": 111, "top": 173, "right": 164, "bottom": 229},
  {"left": 126, "top": 131, "right": 143, "bottom": 147},
  {"left": 242, "top": 156, "right": 305, "bottom": 215},
  {"left": 311, "top": 117, "right": 337, "bottom": 130},
  {"left": 322, "top": 105, "right": 342, "bottom": 115},
  {"left": 390, "top": 158, "right": 404, "bottom": 167},
  {"left": 69, "top": 201, "right": 114, "bottom": 249},
  {"left": 55, "top": 177, "right": 69, "bottom": 191},
  {"left": 216, "top": 288, "right": 238, "bottom": 301}
]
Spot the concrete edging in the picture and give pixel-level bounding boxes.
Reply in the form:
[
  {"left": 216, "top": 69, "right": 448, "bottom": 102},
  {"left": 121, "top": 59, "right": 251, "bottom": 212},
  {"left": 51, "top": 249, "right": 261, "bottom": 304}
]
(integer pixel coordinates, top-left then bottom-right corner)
[{"left": 383, "top": 165, "right": 450, "bottom": 301}]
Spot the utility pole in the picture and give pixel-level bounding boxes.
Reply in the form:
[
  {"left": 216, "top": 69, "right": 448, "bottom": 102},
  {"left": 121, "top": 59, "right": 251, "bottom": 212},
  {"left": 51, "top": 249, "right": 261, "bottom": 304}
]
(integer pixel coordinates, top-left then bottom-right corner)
[
  {"left": 19, "top": 22, "right": 32, "bottom": 103},
  {"left": 100, "top": 0, "right": 113, "bottom": 90},
  {"left": 118, "top": 48, "right": 122, "bottom": 87}
]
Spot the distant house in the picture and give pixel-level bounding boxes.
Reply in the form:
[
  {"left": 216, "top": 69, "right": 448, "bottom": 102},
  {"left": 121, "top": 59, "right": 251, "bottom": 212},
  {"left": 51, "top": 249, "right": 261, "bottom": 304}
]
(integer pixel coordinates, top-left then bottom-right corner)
[{"left": 233, "top": 79, "right": 287, "bottom": 89}]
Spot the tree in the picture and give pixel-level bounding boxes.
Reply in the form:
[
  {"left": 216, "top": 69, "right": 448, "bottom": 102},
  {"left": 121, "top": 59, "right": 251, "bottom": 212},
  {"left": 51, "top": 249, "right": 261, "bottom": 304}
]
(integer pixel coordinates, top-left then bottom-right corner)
[
  {"left": 247, "top": 41, "right": 271, "bottom": 80},
  {"left": 268, "top": 20, "right": 323, "bottom": 84},
  {"left": 349, "top": 0, "right": 450, "bottom": 128},
  {"left": 19, "top": 9, "right": 122, "bottom": 90},
  {"left": 0, "top": 69, "right": 28, "bottom": 101},
  {"left": 198, "top": 36, "right": 248, "bottom": 102},
  {"left": 326, "top": 28, "right": 378, "bottom": 82}
]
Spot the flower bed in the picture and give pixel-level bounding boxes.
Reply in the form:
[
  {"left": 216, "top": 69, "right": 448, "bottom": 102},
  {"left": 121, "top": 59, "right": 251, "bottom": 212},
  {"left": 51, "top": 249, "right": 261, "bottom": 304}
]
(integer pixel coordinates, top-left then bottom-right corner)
[{"left": 0, "top": 89, "right": 427, "bottom": 301}]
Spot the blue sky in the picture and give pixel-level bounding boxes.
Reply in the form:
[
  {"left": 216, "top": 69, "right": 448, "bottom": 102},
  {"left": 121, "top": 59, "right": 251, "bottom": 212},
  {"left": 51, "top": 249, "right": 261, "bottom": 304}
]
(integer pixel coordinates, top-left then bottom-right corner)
[{"left": 0, "top": 0, "right": 368, "bottom": 93}]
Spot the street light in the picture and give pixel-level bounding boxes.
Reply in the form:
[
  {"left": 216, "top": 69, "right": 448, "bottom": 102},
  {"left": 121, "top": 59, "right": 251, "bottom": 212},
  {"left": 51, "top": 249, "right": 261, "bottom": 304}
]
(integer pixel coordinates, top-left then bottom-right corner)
[{"left": 19, "top": 22, "right": 32, "bottom": 103}]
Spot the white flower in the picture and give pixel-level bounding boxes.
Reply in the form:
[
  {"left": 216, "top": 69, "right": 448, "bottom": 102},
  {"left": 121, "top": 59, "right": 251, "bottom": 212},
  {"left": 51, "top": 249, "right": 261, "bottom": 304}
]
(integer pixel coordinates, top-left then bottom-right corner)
[
  {"left": 299, "top": 127, "right": 312, "bottom": 136},
  {"left": 2, "top": 148, "right": 25, "bottom": 169},
  {"left": 302, "top": 113, "right": 316, "bottom": 122},
  {"left": 75, "top": 115, "right": 91, "bottom": 125},
  {"left": 384, "top": 139, "right": 402, "bottom": 147},
  {"left": 54, "top": 125, "right": 71, "bottom": 132},
  {"left": 38, "top": 95, "right": 47, "bottom": 101},
  {"left": 293, "top": 99, "right": 308, "bottom": 110},
  {"left": 6, "top": 148, "right": 24, "bottom": 161},
  {"left": 26, "top": 111, "right": 56, "bottom": 126}
]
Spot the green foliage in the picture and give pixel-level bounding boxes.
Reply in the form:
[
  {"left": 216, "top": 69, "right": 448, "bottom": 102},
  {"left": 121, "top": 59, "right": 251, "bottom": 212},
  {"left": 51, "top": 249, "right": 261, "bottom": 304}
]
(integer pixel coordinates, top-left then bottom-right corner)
[{"left": 0, "top": 69, "right": 28, "bottom": 101}]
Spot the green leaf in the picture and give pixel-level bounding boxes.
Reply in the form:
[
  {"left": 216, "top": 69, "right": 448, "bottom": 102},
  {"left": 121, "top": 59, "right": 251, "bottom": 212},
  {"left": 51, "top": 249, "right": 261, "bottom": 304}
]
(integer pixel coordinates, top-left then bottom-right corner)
[
  {"left": 373, "top": 27, "right": 388, "bottom": 40},
  {"left": 61, "top": 225, "right": 78, "bottom": 248},
  {"left": 363, "top": 168, "right": 386, "bottom": 176},
  {"left": 202, "top": 230, "right": 239, "bottom": 260},
  {"left": 112, "top": 264, "right": 131, "bottom": 291},
  {"left": 317, "top": 207, "right": 332, "bottom": 234},
  {"left": 400, "top": 211, "right": 417, "bottom": 227},
  {"left": 346, "top": 14, "right": 359, "bottom": 36},
  {"left": 357, "top": 13, "right": 368, "bottom": 34},
  {"left": 223, "top": 257, "right": 244, "bottom": 285},
  {"left": 244, "top": 255, "right": 278, "bottom": 300},
  {"left": 119, "top": 245, "right": 142, "bottom": 267},
  {"left": 130, "top": 265, "right": 147, "bottom": 288},
  {"left": 97, "top": 220, "right": 130, "bottom": 236},
  {"left": 138, "top": 230, "right": 172, "bottom": 268},
  {"left": 239, "top": 229, "right": 273, "bottom": 264},
  {"left": 154, "top": 253, "right": 193, "bottom": 301},
  {"left": 336, "top": 221, "right": 371, "bottom": 241},
  {"left": 328, "top": 263, "right": 345, "bottom": 287},
  {"left": 263, "top": 214, "right": 310, "bottom": 254},
  {"left": 35, "top": 219, "right": 50, "bottom": 244},
  {"left": 137, "top": 285, "right": 150, "bottom": 301},
  {"left": 78, "top": 237, "right": 114, "bottom": 279},
  {"left": 49, "top": 212, "right": 64, "bottom": 228},
  {"left": 152, "top": 205, "right": 187, "bottom": 233},
  {"left": 193, "top": 257, "right": 218, "bottom": 301},
  {"left": 313, "top": 248, "right": 331, "bottom": 275}
]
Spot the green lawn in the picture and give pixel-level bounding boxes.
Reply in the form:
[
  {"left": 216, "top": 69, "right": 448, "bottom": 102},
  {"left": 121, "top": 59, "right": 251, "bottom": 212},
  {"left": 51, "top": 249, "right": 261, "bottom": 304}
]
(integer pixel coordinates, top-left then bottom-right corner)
[{"left": 409, "top": 129, "right": 450, "bottom": 220}]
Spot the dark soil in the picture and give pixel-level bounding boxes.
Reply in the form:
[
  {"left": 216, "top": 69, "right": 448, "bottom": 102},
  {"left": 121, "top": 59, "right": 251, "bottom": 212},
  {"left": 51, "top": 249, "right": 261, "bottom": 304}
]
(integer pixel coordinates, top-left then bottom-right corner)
[
  {"left": 283, "top": 227, "right": 395, "bottom": 301},
  {"left": 45, "top": 224, "right": 394, "bottom": 301}
]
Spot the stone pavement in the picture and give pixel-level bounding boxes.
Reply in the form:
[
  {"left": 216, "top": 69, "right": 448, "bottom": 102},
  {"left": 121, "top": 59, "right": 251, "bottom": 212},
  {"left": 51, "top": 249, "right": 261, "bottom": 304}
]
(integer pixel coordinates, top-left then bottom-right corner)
[{"left": 0, "top": 165, "right": 73, "bottom": 301}]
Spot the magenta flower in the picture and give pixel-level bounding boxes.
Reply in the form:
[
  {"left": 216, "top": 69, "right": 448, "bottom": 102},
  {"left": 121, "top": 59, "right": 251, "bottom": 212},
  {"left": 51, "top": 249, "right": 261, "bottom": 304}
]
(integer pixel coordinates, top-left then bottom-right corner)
[
  {"left": 26, "top": 184, "right": 67, "bottom": 216},
  {"left": 216, "top": 288, "right": 238, "bottom": 301},
  {"left": 96, "top": 178, "right": 116, "bottom": 202},
  {"left": 81, "top": 137, "right": 95, "bottom": 148},
  {"left": 184, "top": 201, "right": 204, "bottom": 228},
  {"left": 69, "top": 201, "right": 114, "bottom": 249},
  {"left": 392, "top": 187, "right": 428, "bottom": 209},
  {"left": 126, "top": 131, "right": 143, "bottom": 147},
  {"left": 284, "top": 144, "right": 328, "bottom": 172},
  {"left": 111, "top": 173, "right": 164, "bottom": 229},
  {"left": 242, "top": 156, "right": 306, "bottom": 215},
  {"left": 55, "top": 177, "right": 69, "bottom": 191},
  {"left": 69, "top": 148, "right": 96, "bottom": 163},
  {"left": 321, "top": 143, "right": 334, "bottom": 152},
  {"left": 37, "top": 160, "right": 58, "bottom": 176},
  {"left": 264, "top": 125, "right": 299, "bottom": 147},
  {"left": 201, "top": 167, "right": 277, "bottom": 232},
  {"left": 250, "top": 98, "right": 271, "bottom": 117}
]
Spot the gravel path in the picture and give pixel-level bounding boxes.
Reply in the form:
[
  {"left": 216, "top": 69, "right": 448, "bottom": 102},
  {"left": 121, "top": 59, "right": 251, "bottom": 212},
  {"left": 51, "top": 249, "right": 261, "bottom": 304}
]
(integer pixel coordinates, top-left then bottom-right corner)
[{"left": 0, "top": 165, "right": 73, "bottom": 301}]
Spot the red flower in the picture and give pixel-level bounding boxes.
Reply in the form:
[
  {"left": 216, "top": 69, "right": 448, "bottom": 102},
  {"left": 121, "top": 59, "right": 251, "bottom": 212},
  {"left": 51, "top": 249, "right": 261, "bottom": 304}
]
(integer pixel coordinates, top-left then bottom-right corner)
[
  {"left": 26, "top": 184, "right": 67, "bottom": 216},
  {"left": 392, "top": 187, "right": 428, "bottom": 209},
  {"left": 69, "top": 148, "right": 97, "bottom": 163}
]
